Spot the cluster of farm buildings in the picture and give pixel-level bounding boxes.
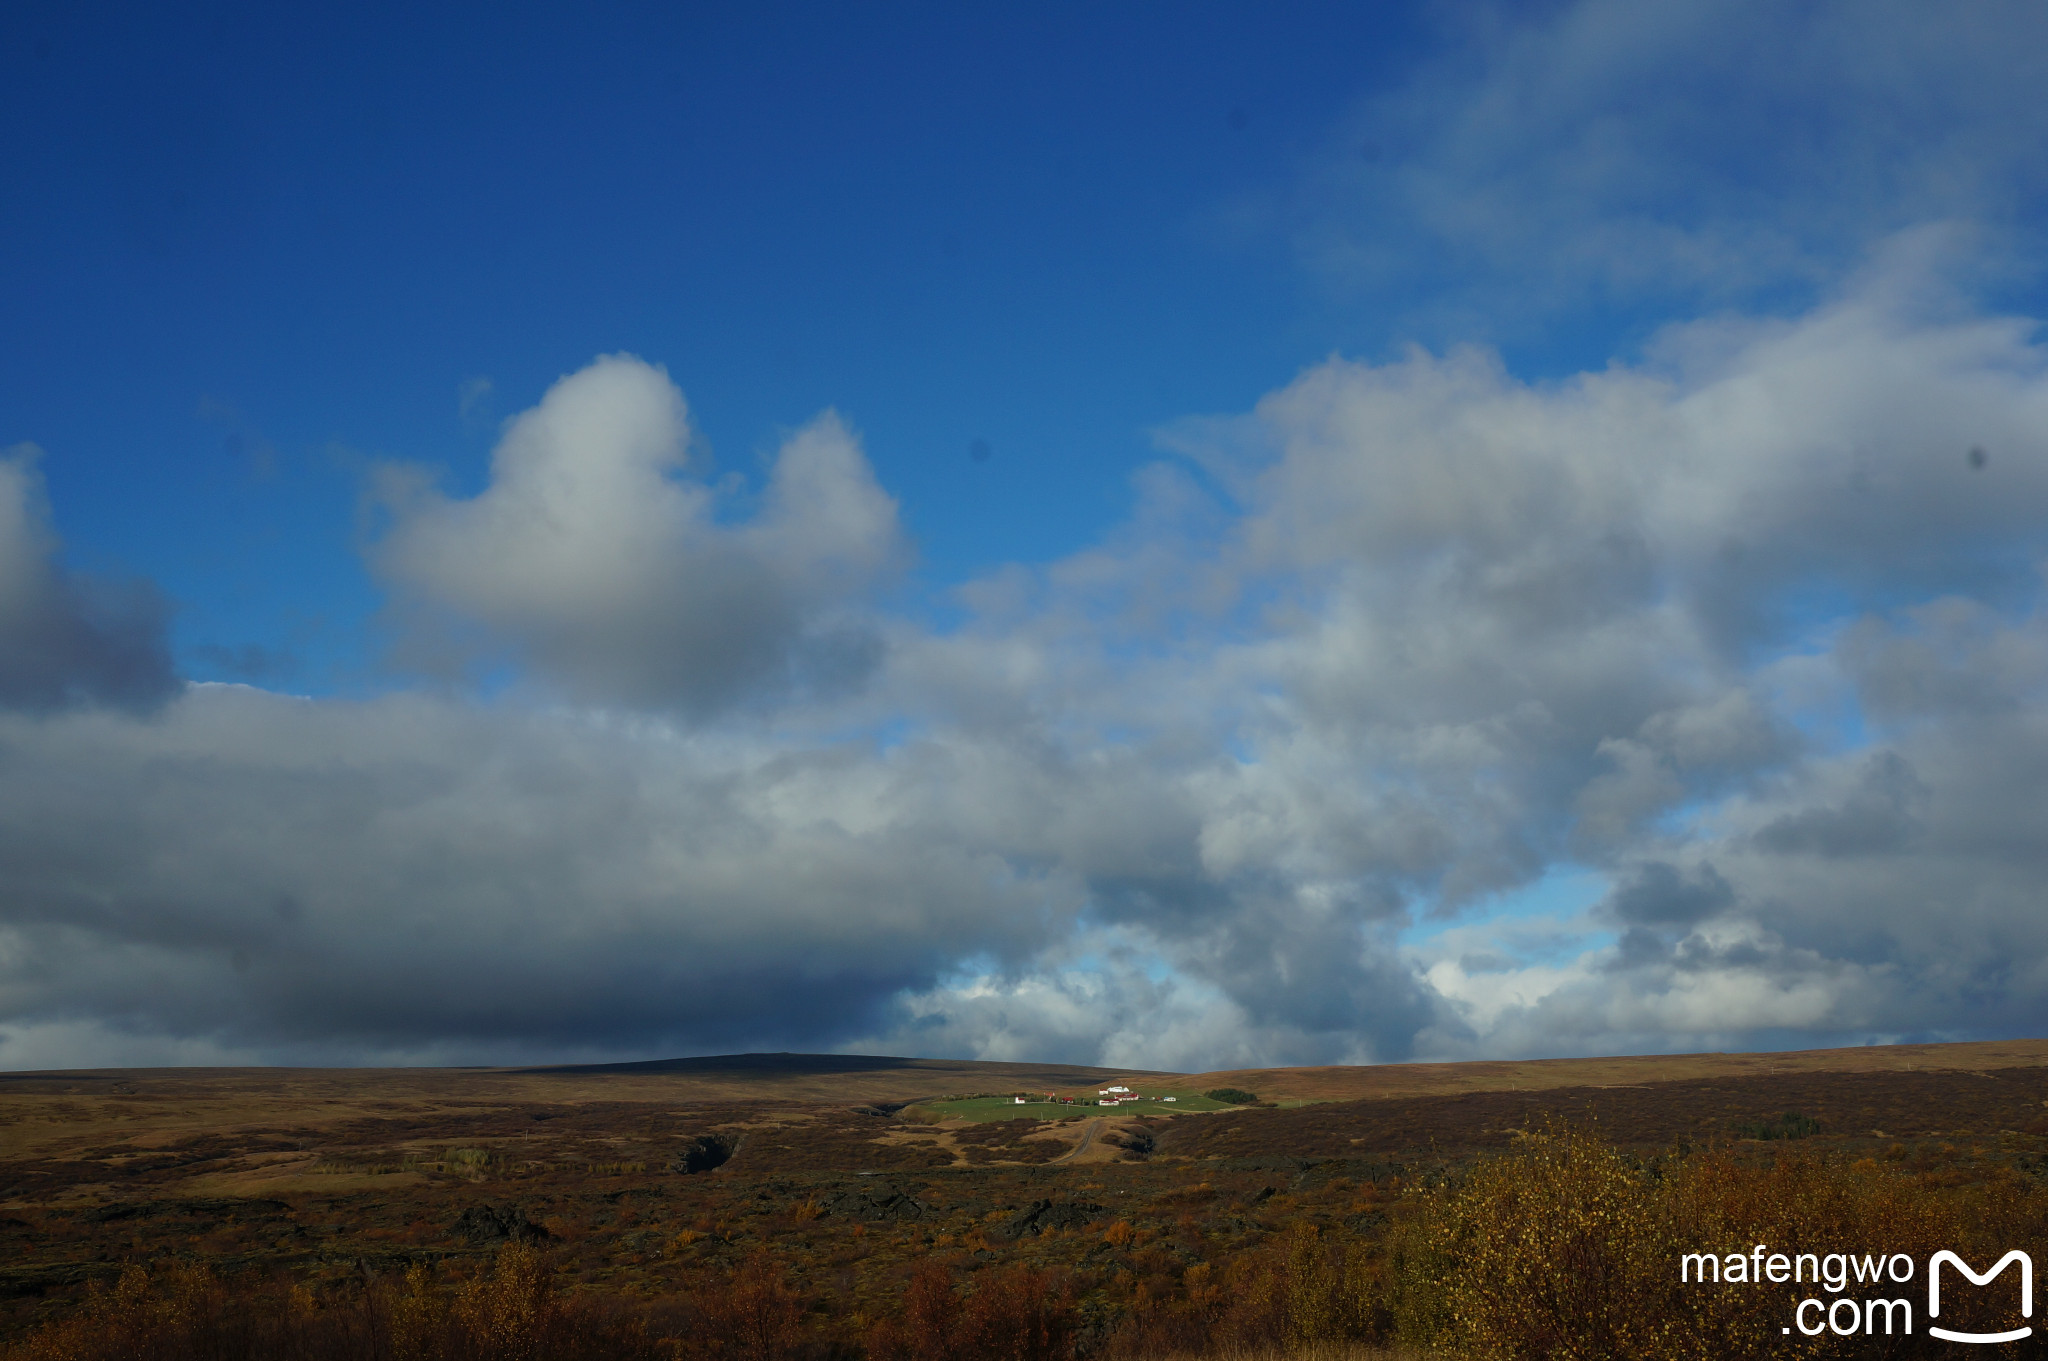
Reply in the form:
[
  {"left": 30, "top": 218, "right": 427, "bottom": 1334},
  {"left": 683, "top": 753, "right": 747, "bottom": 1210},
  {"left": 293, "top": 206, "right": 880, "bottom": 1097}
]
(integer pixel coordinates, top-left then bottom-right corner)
[{"left": 1012, "top": 1085, "right": 1179, "bottom": 1108}]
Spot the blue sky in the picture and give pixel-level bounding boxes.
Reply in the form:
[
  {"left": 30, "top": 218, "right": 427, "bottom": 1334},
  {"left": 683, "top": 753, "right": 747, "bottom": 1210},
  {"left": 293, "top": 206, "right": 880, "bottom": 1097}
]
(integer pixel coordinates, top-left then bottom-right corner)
[
  {"left": 5, "top": 2, "right": 1437, "bottom": 687},
  {"left": 7, "top": 1, "right": 2048, "bottom": 1070}
]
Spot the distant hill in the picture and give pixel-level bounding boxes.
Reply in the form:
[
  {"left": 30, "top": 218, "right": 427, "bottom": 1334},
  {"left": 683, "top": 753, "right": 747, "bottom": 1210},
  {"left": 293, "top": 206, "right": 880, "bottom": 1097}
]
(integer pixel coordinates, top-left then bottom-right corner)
[
  {"left": 521, "top": 1051, "right": 934, "bottom": 1076},
  {"left": 514, "top": 1050, "right": 1178, "bottom": 1100}
]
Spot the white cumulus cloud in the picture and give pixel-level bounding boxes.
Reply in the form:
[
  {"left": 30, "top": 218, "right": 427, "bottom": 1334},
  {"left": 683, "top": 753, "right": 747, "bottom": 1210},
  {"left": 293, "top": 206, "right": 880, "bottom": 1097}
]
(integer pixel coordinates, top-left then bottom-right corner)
[{"left": 372, "top": 354, "right": 903, "bottom": 713}]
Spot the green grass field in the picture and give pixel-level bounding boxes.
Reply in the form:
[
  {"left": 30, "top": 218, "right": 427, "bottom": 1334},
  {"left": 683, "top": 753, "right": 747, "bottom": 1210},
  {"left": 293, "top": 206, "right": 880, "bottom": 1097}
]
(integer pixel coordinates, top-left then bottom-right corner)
[{"left": 918, "top": 1088, "right": 1234, "bottom": 1121}]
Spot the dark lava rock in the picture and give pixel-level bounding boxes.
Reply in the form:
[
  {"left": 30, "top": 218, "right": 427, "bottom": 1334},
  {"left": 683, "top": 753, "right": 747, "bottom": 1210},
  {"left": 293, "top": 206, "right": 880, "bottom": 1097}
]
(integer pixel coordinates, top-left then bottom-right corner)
[
  {"left": 993, "top": 1198, "right": 1105, "bottom": 1241},
  {"left": 1347, "top": 1210, "right": 1388, "bottom": 1235},
  {"left": 451, "top": 1204, "right": 552, "bottom": 1247},
  {"left": 819, "top": 1184, "right": 935, "bottom": 1222},
  {"left": 84, "top": 1203, "right": 149, "bottom": 1224},
  {"left": 84, "top": 1197, "right": 290, "bottom": 1225},
  {"left": 670, "top": 1134, "right": 736, "bottom": 1175}
]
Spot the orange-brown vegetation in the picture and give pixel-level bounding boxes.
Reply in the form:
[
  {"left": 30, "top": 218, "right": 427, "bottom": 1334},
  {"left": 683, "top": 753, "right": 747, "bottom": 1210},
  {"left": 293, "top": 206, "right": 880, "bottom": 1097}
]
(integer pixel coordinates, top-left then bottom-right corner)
[
  {"left": 3, "top": 1045, "right": 2046, "bottom": 1358},
  {"left": 1159, "top": 1064, "right": 2048, "bottom": 1160}
]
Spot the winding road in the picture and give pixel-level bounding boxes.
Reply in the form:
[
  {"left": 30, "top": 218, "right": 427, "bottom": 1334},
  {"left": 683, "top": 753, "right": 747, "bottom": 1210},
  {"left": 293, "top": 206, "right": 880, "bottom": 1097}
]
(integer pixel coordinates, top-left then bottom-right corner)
[{"left": 1048, "top": 1117, "right": 1103, "bottom": 1165}]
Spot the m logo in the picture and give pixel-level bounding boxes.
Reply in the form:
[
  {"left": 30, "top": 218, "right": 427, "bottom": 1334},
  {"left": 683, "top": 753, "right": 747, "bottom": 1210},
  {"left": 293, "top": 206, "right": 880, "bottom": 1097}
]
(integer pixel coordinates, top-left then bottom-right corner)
[{"left": 1928, "top": 1250, "right": 2033, "bottom": 1344}]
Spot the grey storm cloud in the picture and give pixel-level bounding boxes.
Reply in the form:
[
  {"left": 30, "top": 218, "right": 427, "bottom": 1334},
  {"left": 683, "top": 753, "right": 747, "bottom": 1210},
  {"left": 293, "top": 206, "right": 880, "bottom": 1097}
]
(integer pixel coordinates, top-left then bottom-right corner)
[
  {"left": 1608, "top": 863, "right": 1735, "bottom": 928},
  {"left": 0, "top": 446, "right": 176, "bottom": 715},
  {"left": 8, "top": 245, "right": 2048, "bottom": 1070},
  {"left": 0, "top": 686, "right": 1081, "bottom": 1062}
]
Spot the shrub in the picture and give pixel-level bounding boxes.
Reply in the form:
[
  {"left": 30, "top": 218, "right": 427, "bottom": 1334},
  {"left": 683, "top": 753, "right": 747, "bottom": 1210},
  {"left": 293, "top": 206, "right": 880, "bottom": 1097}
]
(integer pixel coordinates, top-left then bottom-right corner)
[
  {"left": 1415, "top": 1124, "right": 1715, "bottom": 1359},
  {"left": 684, "top": 1252, "right": 805, "bottom": 1361},
  {"left": 870, "top": 1260, "right": 1074, "bottom": 1361},
  {"left": 451, "top": 1240, "right": 557, "bottom": 1361},
  {"left": 1735, "top": 1111, "right": 1822, "bottom": 1140},
  {"left": 1402, "top": 1123, "right": 2036, "bottom": 1359},
  {"left": 958, "top": 1263, "right": 1075, "bottom": 1361},
  {"left": 0, "top": 1247, "right": 663, "bottom": 1361}
]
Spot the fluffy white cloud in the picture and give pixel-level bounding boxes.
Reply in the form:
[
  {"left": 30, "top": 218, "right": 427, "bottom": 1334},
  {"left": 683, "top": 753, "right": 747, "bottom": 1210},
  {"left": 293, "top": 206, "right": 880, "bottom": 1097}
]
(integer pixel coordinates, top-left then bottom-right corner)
[{"left": 372, "top": 355, "right": 903, "bottom": 713}]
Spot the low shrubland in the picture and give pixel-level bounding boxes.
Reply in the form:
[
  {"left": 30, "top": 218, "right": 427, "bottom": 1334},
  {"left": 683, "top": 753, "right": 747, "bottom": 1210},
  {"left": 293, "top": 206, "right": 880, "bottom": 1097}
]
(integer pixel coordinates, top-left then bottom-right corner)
[{"left": 7, "top": 1124, "right": 2042, "bottom": 1360}]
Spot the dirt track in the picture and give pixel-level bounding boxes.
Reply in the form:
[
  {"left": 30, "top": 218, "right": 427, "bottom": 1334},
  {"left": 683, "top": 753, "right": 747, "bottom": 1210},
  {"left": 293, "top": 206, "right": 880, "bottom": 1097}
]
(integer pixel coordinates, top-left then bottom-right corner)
[{"left": 1048, "top": 1118, "right": 1103, "bottom": 1165}]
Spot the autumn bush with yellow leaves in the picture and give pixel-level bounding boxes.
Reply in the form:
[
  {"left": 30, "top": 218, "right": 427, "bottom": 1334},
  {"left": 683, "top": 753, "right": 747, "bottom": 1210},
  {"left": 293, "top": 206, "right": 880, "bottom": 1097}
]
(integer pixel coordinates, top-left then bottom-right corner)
[{"left": 1398, "top": 1124, "right": 2041, "bottom": 1359}]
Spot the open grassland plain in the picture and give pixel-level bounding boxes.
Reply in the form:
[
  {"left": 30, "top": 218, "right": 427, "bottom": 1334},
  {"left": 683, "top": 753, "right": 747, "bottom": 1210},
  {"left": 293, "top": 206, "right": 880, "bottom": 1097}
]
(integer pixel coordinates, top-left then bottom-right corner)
[{"left": 3, "top": 1041, "right": 2048, "bottom": 1358}]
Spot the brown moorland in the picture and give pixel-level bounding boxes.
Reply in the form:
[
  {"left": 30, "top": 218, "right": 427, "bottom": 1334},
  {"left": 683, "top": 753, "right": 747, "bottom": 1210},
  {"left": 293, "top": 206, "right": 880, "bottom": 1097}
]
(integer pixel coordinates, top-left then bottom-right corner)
[
  {"left": 1185, "top": 1035, "right": 2048, "bottom": 1103},
  {"left": 3, "top": 1040, "right": 2046, "bottom": 1359}
]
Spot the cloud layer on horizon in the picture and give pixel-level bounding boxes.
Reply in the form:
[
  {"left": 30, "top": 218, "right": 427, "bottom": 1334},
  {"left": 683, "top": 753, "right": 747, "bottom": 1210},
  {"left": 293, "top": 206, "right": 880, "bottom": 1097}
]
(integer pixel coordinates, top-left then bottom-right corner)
[{"left": 5, "top": 245, "right": 2048, "bottom": 1071}]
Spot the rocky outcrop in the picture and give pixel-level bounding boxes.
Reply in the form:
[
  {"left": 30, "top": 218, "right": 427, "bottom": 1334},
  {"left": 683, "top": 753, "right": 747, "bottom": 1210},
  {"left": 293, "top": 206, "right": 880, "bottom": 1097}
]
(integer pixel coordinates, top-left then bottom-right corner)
[
  {"left": 670, "top": 1134, "right": 736, "bottom": 1174},
  {"left": 818, "top": 1183, "right": 935, "bottom": 1222},
  {"left": 451, "top": 1203, "right": 551, "bottom": 1246},
  {"left": 992, "top": 1198, "right": 1104, "bottom": 1240},
  {"left": 1347, "top": 1209, "right": 1388, "bottom": 1235}
]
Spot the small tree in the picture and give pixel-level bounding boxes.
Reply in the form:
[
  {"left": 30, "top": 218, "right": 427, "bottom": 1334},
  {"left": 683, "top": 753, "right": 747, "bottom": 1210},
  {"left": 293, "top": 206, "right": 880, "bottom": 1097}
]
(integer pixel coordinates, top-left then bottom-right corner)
[{"left": 688, "top": 1252, "right": 805, "bottom": 1361}]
